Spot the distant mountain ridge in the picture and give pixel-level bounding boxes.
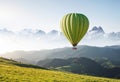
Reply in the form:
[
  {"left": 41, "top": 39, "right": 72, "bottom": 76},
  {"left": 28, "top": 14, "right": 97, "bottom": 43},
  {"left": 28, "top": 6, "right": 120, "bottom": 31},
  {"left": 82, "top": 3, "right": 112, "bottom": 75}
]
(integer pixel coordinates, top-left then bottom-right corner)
[
  {"left": 2, "top": 45, "right": 120, "bottom": 65},
  {"left": 0, "top": 26, "right": 120, "bottom": 38},
  {"left": 47, "top": 30, "right": 58, "bottom": 35},
  {"left": 89, "top": 26, "right": 105, "bottom": 34}
]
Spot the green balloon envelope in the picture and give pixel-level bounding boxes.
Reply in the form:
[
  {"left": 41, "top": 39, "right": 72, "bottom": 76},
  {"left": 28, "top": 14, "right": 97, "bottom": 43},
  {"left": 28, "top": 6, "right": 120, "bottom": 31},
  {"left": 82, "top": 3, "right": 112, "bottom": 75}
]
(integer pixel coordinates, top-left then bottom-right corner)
[{"left": 60, "top": 13, "right": 89, "bottom": 47}]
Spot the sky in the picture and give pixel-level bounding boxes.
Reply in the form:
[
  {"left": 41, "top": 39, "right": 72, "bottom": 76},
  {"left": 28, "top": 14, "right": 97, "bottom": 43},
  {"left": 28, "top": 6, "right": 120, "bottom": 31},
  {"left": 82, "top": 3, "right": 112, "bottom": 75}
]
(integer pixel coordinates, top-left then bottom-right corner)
[
  {"left": 0, "top": 0, "right": 120, "bottom": 33},
  {"left": 0, "top": 0, "right": 120, "bottom": 54}
]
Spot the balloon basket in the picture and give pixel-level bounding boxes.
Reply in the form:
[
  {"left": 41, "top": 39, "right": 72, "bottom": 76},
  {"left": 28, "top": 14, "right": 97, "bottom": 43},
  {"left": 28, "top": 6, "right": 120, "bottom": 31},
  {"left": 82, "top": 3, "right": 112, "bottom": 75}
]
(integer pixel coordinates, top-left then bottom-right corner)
[{"left": 72, "top": 47, "right": 77, "bottom": 50}]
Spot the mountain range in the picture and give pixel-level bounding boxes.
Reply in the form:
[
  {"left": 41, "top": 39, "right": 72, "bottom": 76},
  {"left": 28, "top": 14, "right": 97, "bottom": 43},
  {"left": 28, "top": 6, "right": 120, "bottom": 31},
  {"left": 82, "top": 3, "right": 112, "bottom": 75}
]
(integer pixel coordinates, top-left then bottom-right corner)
[
  {"left": 2, "top": 45, "right": 120, "bottom": 66},
  {"left": 0, "top": 26, "right": 120, "bottom": 39},
  {"left": 0, "top": 26, "right": 120, "bottom": 47}
]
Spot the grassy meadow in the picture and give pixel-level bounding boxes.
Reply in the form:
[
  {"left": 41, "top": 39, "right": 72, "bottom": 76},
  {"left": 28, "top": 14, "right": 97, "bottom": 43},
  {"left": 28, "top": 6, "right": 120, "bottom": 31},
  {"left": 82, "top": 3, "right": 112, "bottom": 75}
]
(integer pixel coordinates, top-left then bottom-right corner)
[{"left": 0, "top": 57, "right": 120, "bottom": 82}]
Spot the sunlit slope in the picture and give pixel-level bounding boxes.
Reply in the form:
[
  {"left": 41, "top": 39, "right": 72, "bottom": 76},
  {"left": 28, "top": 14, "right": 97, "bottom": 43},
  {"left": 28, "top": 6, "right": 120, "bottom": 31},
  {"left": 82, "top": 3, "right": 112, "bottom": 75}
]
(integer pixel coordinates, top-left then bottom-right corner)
[{"left": 0, "top": 57, "right": 119, "bottom": 82}]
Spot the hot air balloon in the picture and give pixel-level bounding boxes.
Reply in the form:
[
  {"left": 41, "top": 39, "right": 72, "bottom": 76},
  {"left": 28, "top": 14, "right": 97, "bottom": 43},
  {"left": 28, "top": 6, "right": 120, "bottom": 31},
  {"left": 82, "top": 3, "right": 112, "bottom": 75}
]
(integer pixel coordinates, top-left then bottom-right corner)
[{"left": 60, "top": 13, "right": 89, "bottom": 49}]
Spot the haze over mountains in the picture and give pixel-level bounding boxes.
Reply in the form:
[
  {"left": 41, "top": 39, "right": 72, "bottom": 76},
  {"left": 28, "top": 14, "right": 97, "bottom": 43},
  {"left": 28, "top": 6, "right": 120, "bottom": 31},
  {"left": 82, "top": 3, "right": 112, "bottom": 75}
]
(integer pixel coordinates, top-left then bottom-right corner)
[
  {"left": 0, "top": 25, "right": 120, "bottom": 53},
  {"left": 0, "top": 26, "right": 120, "bottom": 53},
  {"left": 0, "top": 26, "right": 120, "bottom": 54}
]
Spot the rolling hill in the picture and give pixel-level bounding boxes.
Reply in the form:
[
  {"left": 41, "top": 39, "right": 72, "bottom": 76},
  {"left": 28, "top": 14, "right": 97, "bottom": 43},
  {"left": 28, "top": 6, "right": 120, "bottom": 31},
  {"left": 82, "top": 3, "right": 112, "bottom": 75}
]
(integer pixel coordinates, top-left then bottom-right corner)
[
  {"left": 37, "top": 57, "right": 120, "bottom": 78},
  {"left": 0, "top": 57, "right": 120, "bottom": 82}
]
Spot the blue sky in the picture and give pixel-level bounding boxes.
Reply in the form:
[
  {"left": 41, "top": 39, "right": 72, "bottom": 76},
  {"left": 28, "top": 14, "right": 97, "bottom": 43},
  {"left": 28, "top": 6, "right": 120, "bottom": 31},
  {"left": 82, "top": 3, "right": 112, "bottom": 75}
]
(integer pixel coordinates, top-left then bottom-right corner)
[
  {"left": 0, "top": 0, "right": 120, "bottom": 53},
  {"left": 0, "top": 0, "right": 120, "bottom": 32}
]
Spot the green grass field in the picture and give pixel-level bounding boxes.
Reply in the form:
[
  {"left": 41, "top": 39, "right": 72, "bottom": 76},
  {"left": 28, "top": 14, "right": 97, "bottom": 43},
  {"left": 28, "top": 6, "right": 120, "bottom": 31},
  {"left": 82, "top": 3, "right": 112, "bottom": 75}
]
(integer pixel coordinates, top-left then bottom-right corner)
[{"left": 0, "top": 57, "right": 120, "bottom": 82}]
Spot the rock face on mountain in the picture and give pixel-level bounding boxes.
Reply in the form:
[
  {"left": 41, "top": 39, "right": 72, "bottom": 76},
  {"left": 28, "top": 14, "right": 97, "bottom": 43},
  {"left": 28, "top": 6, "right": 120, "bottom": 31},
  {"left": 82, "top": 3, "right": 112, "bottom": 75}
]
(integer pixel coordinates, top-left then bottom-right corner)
[
  {"left": 35, "top": 30, "right": 46, "bottom": 36},
  {"left": 89, "top": 26, "right": 105, "bottom": 34},
  {"left": 108, "top": 32, "right": 120, "bottom": 40},
  {"left": 0, "top": 28, "right": 14, "bottom": 35},
  {"left": 48, "top": 30, "right": 58, "bottom": 35}
]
